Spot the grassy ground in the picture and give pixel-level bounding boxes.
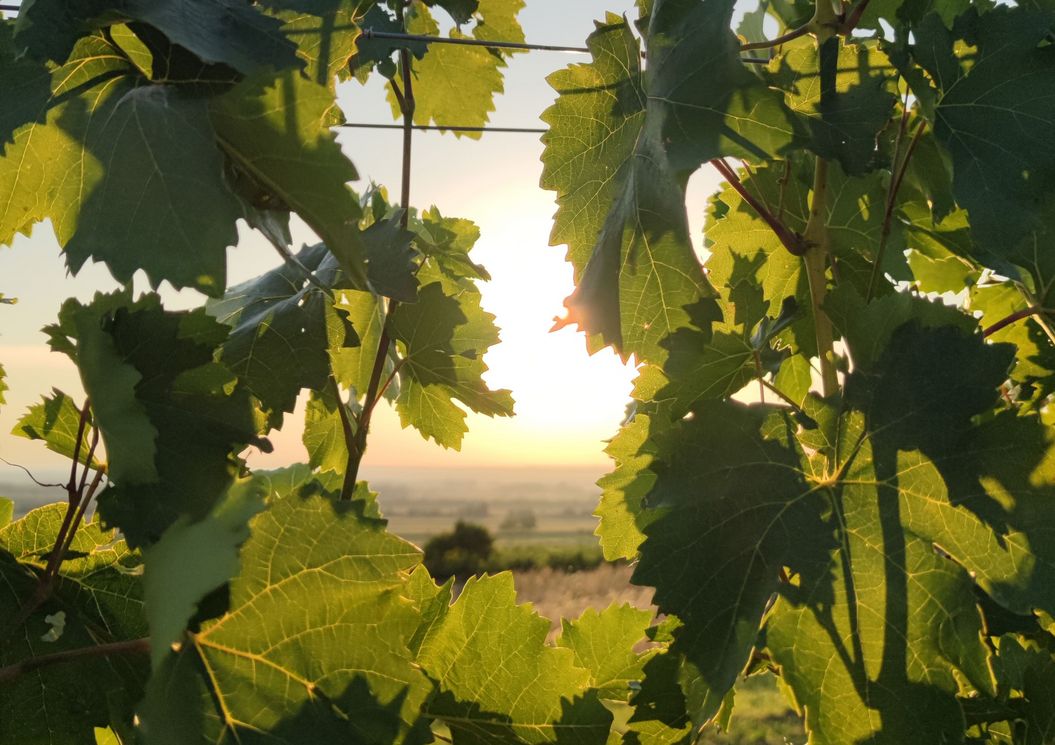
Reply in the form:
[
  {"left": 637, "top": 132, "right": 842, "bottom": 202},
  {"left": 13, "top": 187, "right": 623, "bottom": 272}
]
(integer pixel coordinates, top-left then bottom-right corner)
[{"left": 511, "top": 563, "right": 805, "bottom": 745}]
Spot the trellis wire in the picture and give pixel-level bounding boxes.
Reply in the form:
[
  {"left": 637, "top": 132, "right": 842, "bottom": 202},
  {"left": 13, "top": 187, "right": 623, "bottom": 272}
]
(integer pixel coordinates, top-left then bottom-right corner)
[
  {"left": 367, "top": 29, "right": 771, "bottom": 64},
  {"left": 339, "top": 122, "right": 546, "bottom": 134}
]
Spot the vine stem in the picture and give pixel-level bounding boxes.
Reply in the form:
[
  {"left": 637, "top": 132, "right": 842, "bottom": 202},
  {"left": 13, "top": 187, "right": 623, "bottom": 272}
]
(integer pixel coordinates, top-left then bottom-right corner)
[
  {"left": 341, "top": 2, "right": 415, "bottom": 499},
  {"left": 739, "top": 22, "right": 813, "bottom": 51},
  {"left": 803, "top": 157, "right": 839, "bottom": 398},
  {"left": 0, "top": 637, "right": 150, "bottom": 685},
  {"left": 983, "top": 306, "right": 1053, "bottom": 338},
  {"left": 710, "top": 159, "right": 807, "bottom": 256},
  {"left": 7, "top": 401, "right": 101, "bottom": 636},
  {"left": 866, "top": 118, "right": 926, "bottom": 301}
]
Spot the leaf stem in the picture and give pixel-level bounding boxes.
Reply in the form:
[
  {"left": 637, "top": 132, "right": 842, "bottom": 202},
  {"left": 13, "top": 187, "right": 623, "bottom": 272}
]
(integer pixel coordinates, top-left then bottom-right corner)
[
  {"left": 739, "top": 22, "right": 812, "bottom": 51},
  {"left": 710, "top": 159, "right": 808, "bottom": 256},
  {"left": 983, "top": 306, "right": 1054, "bottom": 338},
  {"left": 0, "top": 637, "right": 150, "bottom": 686},
  {"left": 865, "top": 118, "right": 925, "bottom": 301},
  {"left": 803, "top": 157, "right": 839, "bottom": 398}
]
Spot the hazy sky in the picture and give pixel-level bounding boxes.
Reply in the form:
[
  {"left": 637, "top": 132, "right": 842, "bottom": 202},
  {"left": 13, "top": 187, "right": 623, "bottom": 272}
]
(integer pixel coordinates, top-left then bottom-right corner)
[{"left": 0, "top": 0, "right": 723, "bottom": 481}]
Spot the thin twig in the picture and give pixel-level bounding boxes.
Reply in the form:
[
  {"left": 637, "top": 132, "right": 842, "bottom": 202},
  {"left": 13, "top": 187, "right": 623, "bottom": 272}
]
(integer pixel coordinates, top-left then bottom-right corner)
[
  {"left": 0, "top": 458, "right": 64, "bottom": 489},
  {"left": 866, "top": 118, "right": 926, "bottom": 301},
  {"left": 739, "top": 22, "right": 812, "bottom": 51},
  {"left": 983, "top": 306, "right": 1052, "bottom": 338},
  {"left": 711, "top": 159, "right": 808, "bottom": 256},
  {"left": 58, "top": 467, "right": 105, "bottom": 563},
  {"left": 0, "top": 637, "right": 150, "bottom": 685},
  {"left": 66, "top": 400, "right": 91, "bottom": 493}
]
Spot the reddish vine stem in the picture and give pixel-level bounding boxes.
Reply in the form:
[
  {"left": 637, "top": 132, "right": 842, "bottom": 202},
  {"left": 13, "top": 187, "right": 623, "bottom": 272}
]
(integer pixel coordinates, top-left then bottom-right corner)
[
  {"left": 710, "top": 159, "right": 808, "bottom": 256},
  {"left": 341, "top": 4, "right": 416, "bottom": 499},
  {"left": 0, "top": 637, "right": 150, "bottom": 685},
  {"left": 983, "top": 306, "right": 1052, "bottom": 338},
  {"left": 866, "top": 118, "right": 926, "bottom": 301},
  {"left": 840, "top": 0, "right": 872, "bottom": 33},
  {"left": 739, "top": 22, "right": 812, "bottom": 50}
]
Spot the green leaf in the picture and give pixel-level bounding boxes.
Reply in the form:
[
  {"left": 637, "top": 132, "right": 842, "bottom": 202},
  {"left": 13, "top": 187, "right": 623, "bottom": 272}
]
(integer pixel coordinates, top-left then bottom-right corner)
[
  {"left": 386, "top": 1, "right": 524, "bottom": 136},
  {"left": 137, "top": 487, "right": 431, "bottom": 745},
  {"left": 360, "top": 213, "right": 419, "bottom": 302},
  {"left": 632, "top": 399, "right": 832, "bottom": 727},
  {"left": 12, "top": 389, "right": 100, "bottom": 469},
  {"left": 0, "top": 362, "right": 7, "bottom": 408},
  {"left": 50, "top": 293, "right": 265, "bottom": 548},
  {"left": 142, "top": 476, "right": 266, "bottom": 667},
  {"left": 302, "top": 386, "right": 353, "bottom": 473},
  {"left": 330, "top": 288, "right": 386, "bottom": 396},
  {"left": 911, "top": 7, "right": 1055, "bottom": 263},
  {"left": 540, "top": 15, "right": 719, "bottom": 361},
  {"left": 207, "top": 243, "right": 358, "bottom": 420},
  {"left": 0, "top": 34, "right": 244, "bottom": 294},
  {"left": 53, "top": 293, "right": 159, "bottom": 487},
  {"left": 1, "top": 504, "right": 147, "bottom": 745},
  {"left": 14, "top": 0, "right": 300, "bottom": 73},
  {"left": 425, "top": 0, "right": 478, "bottom": 24},
  {"left": 274, "top": 4, "right": 365, "bottom": 88},
  {"left": 557, "top": 603, "right": 655, "bottom": 702},
  {"left": 390, "top": 273, "right": 514, "bottom": 449},
  {"left": 415, "top": 572, "right": 613, "bottom": 744},
  {"left": 766, "top": 38, "right": 897, "bottom": 175},
  {"left": 765, "top": 415, "right": 994, "bottom": 745},
  {"left": 594, "top": 411, "right": 661, "bottom": 561},
  {"left": 210, "top": 69, "right": 370, "bottom": 289}
]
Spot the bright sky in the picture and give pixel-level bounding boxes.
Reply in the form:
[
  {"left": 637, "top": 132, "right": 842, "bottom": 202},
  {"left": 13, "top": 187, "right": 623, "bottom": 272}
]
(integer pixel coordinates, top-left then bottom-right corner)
[{"left": 0, "top": 0, "right": 723, "bottom": 481}]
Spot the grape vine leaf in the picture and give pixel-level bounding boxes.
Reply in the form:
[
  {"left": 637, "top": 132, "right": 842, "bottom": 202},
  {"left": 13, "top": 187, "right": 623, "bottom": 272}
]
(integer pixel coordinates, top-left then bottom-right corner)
[
  {"left": 14, "top": 0, "right": 300, "bottom": 74},
  {"left": 49, "top": 293, "right": 158, "bottom": 487},
  {"left": 386, "top": 1, "right": 523, "bottom": 136},
  {"left": 414, "top": 572, "right": 613, "bottom": 744},
  {"left": 595, "top": 411, "right": 661, "bottom": 561},
  {"left": 426, "top": 0, "right": 478, "bottom": 24},
  {"left": 0, "top": 362, "right": 7, "bottom": 408},
  {"left": 765, "top": 38, "right": 897, "bottom": 176},
  {"left": 12, "top": 389, "right": 101, "bottom": 469},
  {"left": 910, "top": 6, "right": 1055, "bottom": 263},
  {"left": 273, "top": 3, "right": 366, "bottom": 88},
  {"left": 557, "top": 603, "right": 655, "bottom": 702},
  {"left": 542, "top": 0, "right": 799, "bottom": 360},
  {"left": 389, "top": 271, "right": 514, "bottom": 449},
  {"left": 765, "top": 407, "right": 996, "bottom": 745},
  {"left": 50, "top": 293, "right": 266, "bottom": 548},
  {"left": 302, "top": 387, "right": 354, "bottom": 473},
  {"left": 331, "top": 288, "right": 386, "bottom": 395},
  {"left": 623, "top": 296, "right": 1029, "bottom": 739},
  {"left": 207, "top": 243, "right": 358, "bottom": 422},
  {"left": 631, "top": 399, "right": 832, "bottom": 727},
  {"left": 142, "top": 476, "right": 266, "bottom": 667},
  {"left": 0, "top": 34, "right": 246, "bottom": 295},
  {"left": 1, "top": 505, "right": 147, "bottom": 744},
  {"left": 210, "top": 69, "right": 370, "bottom": 289},
  {"left": 137, "top": 484, "right": 432, "bottom": 745}
]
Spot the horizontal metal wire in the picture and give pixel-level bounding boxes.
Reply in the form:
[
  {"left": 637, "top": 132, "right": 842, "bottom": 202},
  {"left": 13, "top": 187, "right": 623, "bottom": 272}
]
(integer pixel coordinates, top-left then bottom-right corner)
[
  {"left": 339, "top": 122, "right": 546, "bottom": 134},
  {"left": 363, "top": 29, "right": 770, "bottom": 64},
  {"left": 361, "top": 28, "right": 589, "bottom": 54}
]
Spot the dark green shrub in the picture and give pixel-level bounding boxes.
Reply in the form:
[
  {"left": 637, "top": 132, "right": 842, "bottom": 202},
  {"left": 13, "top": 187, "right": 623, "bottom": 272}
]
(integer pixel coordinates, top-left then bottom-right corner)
[{"left": 423, "top": 521, "right": 494, "bottom": 578}]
